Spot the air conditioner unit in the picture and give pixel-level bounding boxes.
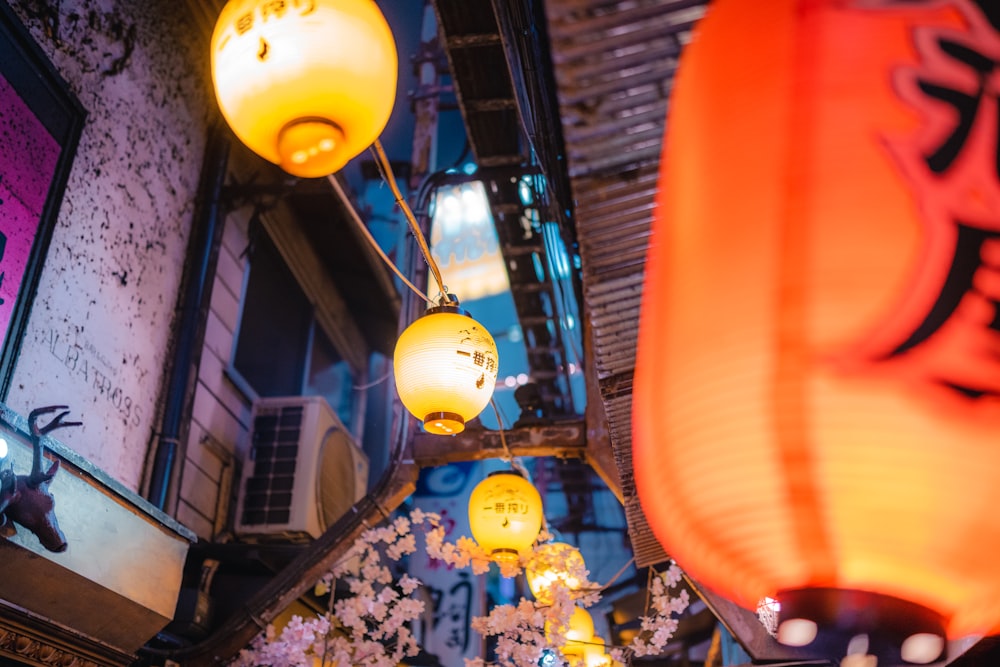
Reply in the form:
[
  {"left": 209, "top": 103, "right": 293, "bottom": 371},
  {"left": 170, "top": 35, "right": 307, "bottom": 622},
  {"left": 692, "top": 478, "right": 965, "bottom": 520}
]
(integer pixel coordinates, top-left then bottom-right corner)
[{"left": 235, "top": 396, "right": 369, "bottom": 541}]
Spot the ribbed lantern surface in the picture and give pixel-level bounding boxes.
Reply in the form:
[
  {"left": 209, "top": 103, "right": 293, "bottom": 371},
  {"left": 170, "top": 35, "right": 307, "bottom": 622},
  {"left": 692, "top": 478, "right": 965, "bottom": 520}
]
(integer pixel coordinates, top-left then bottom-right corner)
[
  {"left": 394, "top": 306, "right": 498, "bottom": 434},
  {"left": 468, "top": 470, "right": 542, "bottom": 561},
  {"left": 211, "top": 0, "right": 397, "bottom": 177},
  {"left": 633, "top": 0, "right": 1000, "bottom": 658}
]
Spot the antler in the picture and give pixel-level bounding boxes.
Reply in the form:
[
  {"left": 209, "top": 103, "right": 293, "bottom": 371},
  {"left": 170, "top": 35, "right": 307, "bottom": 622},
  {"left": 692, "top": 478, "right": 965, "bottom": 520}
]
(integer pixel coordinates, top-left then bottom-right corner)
[{"left": 27, "top": 406, "right": 82, "bottom": 484}]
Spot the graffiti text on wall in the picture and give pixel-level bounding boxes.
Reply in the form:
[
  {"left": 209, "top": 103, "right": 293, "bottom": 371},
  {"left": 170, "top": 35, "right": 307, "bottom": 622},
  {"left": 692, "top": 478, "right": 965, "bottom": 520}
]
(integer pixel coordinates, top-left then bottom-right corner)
[{"left": 43, "top": 328, "right": 143, "bottom": 428}]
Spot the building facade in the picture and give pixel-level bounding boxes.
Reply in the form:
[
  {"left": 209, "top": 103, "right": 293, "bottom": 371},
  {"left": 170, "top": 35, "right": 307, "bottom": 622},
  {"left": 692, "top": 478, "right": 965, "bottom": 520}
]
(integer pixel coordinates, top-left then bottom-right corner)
[{"left": 0, "top": 0, "right": 404, "bottom": 664}]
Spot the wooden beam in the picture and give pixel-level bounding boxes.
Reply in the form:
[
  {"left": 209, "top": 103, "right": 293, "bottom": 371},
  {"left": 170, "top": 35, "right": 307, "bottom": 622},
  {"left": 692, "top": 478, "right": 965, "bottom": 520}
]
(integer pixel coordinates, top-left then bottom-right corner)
[{"left": 411, "top": 421, "right": 586, "bottom": 468}]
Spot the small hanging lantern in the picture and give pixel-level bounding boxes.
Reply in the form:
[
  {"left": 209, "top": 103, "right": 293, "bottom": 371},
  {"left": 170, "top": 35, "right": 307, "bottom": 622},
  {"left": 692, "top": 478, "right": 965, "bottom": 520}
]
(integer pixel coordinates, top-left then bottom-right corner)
[
  {"left": 527, "top": 542, "right": 586, "bottom": 604},
  {"left": 583, "top": 638, "right": 609, "bottom": 667},
  {"left": 210, "top": 0, "right": 397, "bottom": 177},
  {"left": 546, "top": 606, "right": 595, "bottom": 661},
  {"left": 467, "top": 470, "right": 542, "bottom": 562},
  {"left": 634, "top": 0, "right": 1000, "bottom": 663},
  {"left": 566, "top": 606, "right": 595, "bottom": 644},
  {"left": 394, "top": 302, "right": 498, "bottom": 435}
]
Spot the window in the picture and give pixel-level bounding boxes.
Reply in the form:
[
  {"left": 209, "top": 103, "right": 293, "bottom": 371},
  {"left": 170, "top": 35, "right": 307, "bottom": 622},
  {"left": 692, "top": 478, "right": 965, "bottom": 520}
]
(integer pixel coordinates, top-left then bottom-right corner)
[
  {"left": 303, "top": 326, "right": 354, "bottom": 428},
  {"left": 231, "top": 228, "right": 357, "bottom": 430}
]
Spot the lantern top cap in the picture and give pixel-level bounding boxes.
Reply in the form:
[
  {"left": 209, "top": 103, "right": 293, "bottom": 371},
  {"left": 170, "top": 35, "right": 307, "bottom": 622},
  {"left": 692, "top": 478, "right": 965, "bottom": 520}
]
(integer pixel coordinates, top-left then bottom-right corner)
[
  {"left": 488, "top": 468, "right": 526, "bottom": 480},
  {"left": 423, "top": 303, "right": 470, "bottom": 318}
]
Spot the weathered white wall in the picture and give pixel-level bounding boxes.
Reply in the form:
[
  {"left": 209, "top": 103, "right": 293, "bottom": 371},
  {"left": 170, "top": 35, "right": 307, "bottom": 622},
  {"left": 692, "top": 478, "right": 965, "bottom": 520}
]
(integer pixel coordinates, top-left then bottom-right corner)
[{"left": 4, "top": 0, "right": 210, "bottom": 489}]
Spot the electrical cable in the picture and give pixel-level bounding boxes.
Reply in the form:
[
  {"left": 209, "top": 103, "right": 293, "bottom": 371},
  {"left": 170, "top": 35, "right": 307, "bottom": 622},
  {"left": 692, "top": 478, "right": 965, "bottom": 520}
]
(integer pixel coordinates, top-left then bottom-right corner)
[
  {"left": 370, "top": 139, "right": 453, "bottom": 305},
  {"left": 490, "top": 397, "right": 513, "bottom": 462},
  {"left": 326, "top": 173, "right": 434, "bottom": 306},
  {"left": 598, "top": 556, "right": 636, "bottom": 593}
]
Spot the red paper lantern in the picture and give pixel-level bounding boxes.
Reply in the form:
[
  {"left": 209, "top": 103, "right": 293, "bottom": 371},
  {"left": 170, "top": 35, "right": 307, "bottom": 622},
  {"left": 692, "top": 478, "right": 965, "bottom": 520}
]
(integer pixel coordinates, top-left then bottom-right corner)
[{"left": 634, "top": 0, "right": 1000, "bottom": 662}]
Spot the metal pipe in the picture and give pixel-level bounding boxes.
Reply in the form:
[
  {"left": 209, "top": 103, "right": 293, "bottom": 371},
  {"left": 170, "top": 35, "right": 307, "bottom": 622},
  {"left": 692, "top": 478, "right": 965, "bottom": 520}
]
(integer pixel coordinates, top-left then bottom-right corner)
[{"left": 146, "top": 123, "right": 230, "bottom": 511}]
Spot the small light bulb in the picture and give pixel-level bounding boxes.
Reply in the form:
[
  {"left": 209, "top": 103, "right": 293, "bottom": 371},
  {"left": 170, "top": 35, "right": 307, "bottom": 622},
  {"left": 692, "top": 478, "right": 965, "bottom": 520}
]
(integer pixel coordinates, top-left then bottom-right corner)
[
  {"left": 847, "top": 634, "right": 870, "bottom": 657},
  {"left": 901, "top": 633, "right": 945, "bottom": 664},
  {"left": 777, "top": 618, "right": 818, "bottom": 647},
  {"left": 840, "top": 655, "right": 877, "bottom": 667}
]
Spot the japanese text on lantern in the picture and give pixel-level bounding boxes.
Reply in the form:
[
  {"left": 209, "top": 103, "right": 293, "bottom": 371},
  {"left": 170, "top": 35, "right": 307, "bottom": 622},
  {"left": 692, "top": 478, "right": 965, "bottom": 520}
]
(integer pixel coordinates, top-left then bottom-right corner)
[
  {"left": 455, "top": 327, "right": 497, "bottom": 388},
  {"left": 874, "top": 3, "right": 1000, "bottom": 400},
  {"left": 225, "top": 0, "right": 315, "bottom": 42},
  {"left": 466, "top": 349, "right": 497, "bottom": 373},
  {"left": 0, "top": 71, "right": 60, "bottom": 348},
  {"left": 492, "top": 501, "right": 530, "bottom": 515}
]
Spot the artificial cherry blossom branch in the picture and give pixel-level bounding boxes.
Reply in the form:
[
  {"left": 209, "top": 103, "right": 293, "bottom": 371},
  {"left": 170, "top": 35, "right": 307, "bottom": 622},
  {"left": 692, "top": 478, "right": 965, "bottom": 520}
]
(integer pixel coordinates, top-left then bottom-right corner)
[{"left": 231, "top": 510, "right": 689, "bottom": 667}]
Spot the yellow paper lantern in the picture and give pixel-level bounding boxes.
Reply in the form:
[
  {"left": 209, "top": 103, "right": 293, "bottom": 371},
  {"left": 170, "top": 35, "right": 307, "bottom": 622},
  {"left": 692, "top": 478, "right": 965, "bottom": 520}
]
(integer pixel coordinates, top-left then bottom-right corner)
[
  {"left": 527, "top": 542, "right": 586, "bottom": 604},
  {"left": 394, "top": 305, "right": 498, "bottom": 435},
  {"left": 547, "top": 606, "right": 594, "bottom": 661},
  {"left": 583, "top": 638, "right": 609, "bottom": 667},
  {"left": 211, "top": 0, "right": 397, "bottom": 177},
  {"left": 565, "top": 606, "right": 595, "bottom": 643},
  {"left": 468, "top": 470, "right": 542, "bottom": 561}
]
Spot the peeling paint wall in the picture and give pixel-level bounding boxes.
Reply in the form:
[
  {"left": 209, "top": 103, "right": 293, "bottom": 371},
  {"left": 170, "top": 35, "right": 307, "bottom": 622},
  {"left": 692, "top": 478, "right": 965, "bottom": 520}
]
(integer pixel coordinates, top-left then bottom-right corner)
[{"left": 4, "top": 0, "right": 210, "bottom": 490}]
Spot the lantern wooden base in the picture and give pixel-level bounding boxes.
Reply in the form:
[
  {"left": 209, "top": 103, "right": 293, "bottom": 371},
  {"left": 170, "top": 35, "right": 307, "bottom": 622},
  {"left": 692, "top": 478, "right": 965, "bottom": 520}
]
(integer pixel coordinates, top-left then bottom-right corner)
[
  {"left": 776, "top": 588, "right": 946, "bottom": 665},
  {"left": 277, "top": 117, "right": 345, "bottom": 178},
  {"left": 490, "top": 547, "right": 519, "bottom": 564},
  {"left": 422, "top": 411, "right": 465, "bottom": 435}
]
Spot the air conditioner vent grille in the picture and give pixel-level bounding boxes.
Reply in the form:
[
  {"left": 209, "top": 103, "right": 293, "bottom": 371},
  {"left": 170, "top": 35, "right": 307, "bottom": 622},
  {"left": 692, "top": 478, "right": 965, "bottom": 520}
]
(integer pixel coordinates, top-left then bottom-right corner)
[
  {"left": 241, "top": 405, "right": 305, "bottom": 526},
  {"left": 236, "top": 396, "right": 369, "bottom": 540}
]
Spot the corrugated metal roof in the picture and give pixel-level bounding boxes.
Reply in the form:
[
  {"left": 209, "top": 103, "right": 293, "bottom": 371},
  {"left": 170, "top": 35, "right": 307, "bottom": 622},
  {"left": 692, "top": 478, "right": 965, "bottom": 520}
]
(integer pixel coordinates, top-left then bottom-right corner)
[{"left": 545, "top": 0, "right": 708, "bottom": 567}]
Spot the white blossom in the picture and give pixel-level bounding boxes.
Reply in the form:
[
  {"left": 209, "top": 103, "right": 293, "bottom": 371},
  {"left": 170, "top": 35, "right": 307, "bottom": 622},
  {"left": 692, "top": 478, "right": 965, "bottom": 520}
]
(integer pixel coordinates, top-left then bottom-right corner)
[{"left": 230, "top": 511, "right": 691, "bottom": 667}]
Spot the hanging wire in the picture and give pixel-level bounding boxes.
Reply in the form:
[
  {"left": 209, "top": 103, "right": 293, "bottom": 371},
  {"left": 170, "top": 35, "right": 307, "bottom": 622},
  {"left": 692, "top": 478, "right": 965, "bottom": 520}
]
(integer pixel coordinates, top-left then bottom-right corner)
[
  {"left": 355, "top": 215, "right": 432, "bottom": 305},
  {"left": 490, "top": 397, "right": 514, "bottom": 463},
  {"left": 488, "top": 398, "right": 539, "bottom": 527},
  {"left": 326, "top": 172, "right": 434, "bottom": 306},
  {"left": 370, "top": 139, "right": 455, "bottom": 305},
  {"left": 541, "top": 216, "right": 584, "bottom": 366},
  {"left": 353, "top": 368, "right": 393, "bottom": 390},
  {"left": 598, "top": 556, "right": 636, "bottom": 593}
]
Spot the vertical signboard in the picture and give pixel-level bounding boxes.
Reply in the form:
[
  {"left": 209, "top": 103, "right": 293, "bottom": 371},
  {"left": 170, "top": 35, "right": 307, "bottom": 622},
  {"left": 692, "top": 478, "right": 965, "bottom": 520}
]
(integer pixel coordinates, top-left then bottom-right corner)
[
  {"left": 410, "top": 462, "right": 485, "bottom": 665},
  {"left": 0, "top": 2, "right": 84, "bottom": 398}
]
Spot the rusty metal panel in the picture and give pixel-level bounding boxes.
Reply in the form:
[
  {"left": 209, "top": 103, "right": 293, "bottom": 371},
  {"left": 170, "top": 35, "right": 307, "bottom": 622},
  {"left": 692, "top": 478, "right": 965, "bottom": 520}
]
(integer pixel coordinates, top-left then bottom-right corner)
[{"left": 545, "top": 0, "right": 708, "bottom": 567}]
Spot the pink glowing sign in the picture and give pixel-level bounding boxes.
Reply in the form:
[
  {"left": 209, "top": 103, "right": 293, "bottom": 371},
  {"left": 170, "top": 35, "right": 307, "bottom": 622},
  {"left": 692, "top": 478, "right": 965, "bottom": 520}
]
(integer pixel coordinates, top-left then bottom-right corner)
[{"left": 0, "top": 70, "right": 61, "bottom": 348}]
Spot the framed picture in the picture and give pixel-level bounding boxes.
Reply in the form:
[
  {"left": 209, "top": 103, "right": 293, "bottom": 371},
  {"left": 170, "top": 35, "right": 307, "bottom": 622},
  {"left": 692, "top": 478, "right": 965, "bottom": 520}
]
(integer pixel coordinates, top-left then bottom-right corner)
[{"left": 0, "top": 1, "right": 85, "bottom": 398}]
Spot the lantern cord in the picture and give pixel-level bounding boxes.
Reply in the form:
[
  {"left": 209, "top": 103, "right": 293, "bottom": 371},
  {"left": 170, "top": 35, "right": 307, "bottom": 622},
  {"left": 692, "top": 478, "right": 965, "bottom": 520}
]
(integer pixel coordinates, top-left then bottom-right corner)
[
  {"left": 327, "top": 172, "right": 434, "bottom": 306},
  {"left": 353, "top": 368, "right": 393, "bottom": 390},
  {"left": 490, "top": 397, "right": 514, "bottom": 463},
  {"left": 370, "top": 139, "right": 454, "bottom": 305},
  {"left": 352, "top": 212, "right": 431, "bottom": 305},
  {"left": 597, "top": 556, "right": 636, "bottom": 593}
]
